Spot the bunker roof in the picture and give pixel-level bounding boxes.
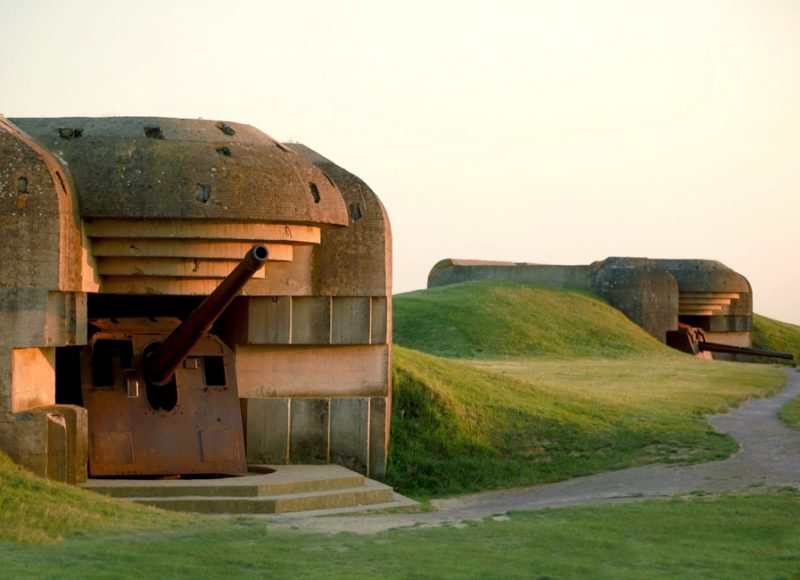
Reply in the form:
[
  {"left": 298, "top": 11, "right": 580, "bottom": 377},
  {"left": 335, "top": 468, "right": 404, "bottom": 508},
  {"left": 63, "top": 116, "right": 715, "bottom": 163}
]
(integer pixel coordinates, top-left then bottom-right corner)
[{"left": 10, "top": 117, "right": 348, "bottom": 226}]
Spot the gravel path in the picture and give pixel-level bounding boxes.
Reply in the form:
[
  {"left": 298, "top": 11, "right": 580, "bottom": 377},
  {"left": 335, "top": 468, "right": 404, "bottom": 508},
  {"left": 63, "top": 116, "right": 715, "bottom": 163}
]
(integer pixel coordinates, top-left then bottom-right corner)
[{"left": 268, "top": 368, "right": 800, "bottom": 534}]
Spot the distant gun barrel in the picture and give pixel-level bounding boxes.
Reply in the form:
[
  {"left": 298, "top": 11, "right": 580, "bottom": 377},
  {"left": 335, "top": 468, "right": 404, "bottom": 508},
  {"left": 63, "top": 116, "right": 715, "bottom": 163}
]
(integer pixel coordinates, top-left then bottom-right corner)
[
  {"left": 143, "top": 244, "right": 269, "bottom": 386},
  {"left": 667, "top": 326, "right": 794, "bottom": 361},
  {"left": 698, "top": 341, "right": 794, "bottom": 361}
]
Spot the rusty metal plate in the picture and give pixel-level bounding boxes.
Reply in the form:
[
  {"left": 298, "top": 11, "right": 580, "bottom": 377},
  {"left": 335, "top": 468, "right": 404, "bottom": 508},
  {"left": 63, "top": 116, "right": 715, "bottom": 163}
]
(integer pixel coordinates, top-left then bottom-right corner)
[{"left": 82, "top": 327, "right": 246, "bottom": 476}]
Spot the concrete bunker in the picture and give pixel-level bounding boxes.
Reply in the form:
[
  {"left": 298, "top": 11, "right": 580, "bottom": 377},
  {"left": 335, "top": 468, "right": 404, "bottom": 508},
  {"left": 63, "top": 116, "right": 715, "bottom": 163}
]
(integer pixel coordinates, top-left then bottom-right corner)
[
  {"left": 0, "top": 116, "right": 392, "bottom": 483},
  {"left": 428, "top": 257, "right": 758, "bottom": 357}
]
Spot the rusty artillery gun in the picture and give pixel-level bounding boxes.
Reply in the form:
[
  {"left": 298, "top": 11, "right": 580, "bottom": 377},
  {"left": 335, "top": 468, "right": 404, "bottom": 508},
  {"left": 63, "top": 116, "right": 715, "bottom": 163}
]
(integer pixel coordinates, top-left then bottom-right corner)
[
  {"left": 666, "top": 323, "right": 793, "bottom": 362},
  {"left": 80, "top": 245, "right": 269, "bottom": 477}
]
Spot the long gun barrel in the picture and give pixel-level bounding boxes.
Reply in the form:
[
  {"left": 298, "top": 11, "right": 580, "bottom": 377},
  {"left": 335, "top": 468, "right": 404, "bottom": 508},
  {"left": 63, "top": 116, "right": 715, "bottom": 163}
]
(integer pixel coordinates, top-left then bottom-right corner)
[
  {"left": 699, "top": 341, "right": 794, "bottom": 361},
  {"left": 143, "top": 244, "right": 269, "bottom": 386},
  {"left": 667, "top": 326, "right": 794, "bottom": 362}
]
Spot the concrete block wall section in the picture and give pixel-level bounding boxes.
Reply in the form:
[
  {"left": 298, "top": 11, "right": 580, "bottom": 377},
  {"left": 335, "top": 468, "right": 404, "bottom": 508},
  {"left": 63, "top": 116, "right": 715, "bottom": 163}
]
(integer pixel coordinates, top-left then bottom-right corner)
[
  {"left": 237, "top": 290, "right": 390, "bottom": 475},
  {"left": 371, "top": 298, "right": 389, "bottom": 344},
  {"left": 589, "top": 258, "right": 679, "bottom": 342},
  {"left": 330, "top": 398, "right": 369, "bottom": 473},
  {"left": 11, "top": 348, "right": 55, "bottom": 412},
  {"left": 0, "top": 348, "right": 12, "bottom": 413},
  {"left": 1, "top": 402, "right": 87, "bottom": 484},
  {"left": 332, "top": 297, "right": 372, "bottom": 344},
  {"left": 428, "top": 260, "right": 593, "bottom": 291},
  {"left": 0, "top": 119, "right": 90, "bottom": 482},
  {"left": 368, "top": 397, "right": 389, "bottom": 479},
  {"left": 7, "top": 411, "right": 51, "bottom": 475},
  {"left": 48, "top": 405, "right": 88, "bottom": 484},
  {"left": 244, "top": 396, "right": 389, "bottom": 478},
  {"left": 231, "top": 296, "right": 389, "bottom": 346},
  {"left": 290, "top": 399, "right": 330, "bottom": 464},
  {"left": 245, "top": 398, "right": 290, "bottom": 464},
  {"left": 234, "top": 145, "right": 392, "bottom": 478}
]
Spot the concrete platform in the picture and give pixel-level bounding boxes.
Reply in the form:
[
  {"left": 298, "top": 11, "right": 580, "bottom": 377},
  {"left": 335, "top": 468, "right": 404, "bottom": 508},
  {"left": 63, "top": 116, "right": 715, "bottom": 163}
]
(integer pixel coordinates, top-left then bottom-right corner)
[{"left": 81, "top": 464, "right": 418, "bottom": 515}]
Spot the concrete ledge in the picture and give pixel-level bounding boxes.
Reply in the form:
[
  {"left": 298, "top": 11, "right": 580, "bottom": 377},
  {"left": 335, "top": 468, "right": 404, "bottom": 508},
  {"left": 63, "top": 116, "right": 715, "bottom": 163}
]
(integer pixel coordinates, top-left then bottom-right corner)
[
  {"left": 81, "top": 464, "right": 408, "bottom": 515},
  {"left": 82, "top": 464, "right": 363, "bottom": 497},
  {"left": 124, "top": 480, "right": 394, "bottom": 514}
]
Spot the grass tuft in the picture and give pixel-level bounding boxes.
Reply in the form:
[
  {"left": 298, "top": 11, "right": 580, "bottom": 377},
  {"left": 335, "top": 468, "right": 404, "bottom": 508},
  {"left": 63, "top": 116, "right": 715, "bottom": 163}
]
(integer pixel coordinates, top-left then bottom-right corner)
[
  {"left": 0, "top": 450, "right": 185, "bottom": 544},
  {"left": 779, "top": 392, "right": 800, "bottom": 431}
]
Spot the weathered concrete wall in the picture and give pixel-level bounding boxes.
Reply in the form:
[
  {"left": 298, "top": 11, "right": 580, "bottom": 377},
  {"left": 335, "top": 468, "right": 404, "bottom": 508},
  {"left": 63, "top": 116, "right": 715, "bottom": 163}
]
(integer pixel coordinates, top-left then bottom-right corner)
[
  {"left": 0, "top": 119, "right": 89, "bottom": 481},
  {"left": 287, "top": 144, "right": 392, "bottom": 299},
  {"left": 236, "top": 344, "right": 389, "bottom": 398},
  {"left": 428, "top": 259, "right": 592, "bottom": 291},
  {"left": 589, "top": 258, "right": 679, "bottom": 342},
  {"left": 233, "top": 144, "right": 393, "bottom": 478},
  {"left": 11, "top": 348, "right": 56, "bottom": 412},
  {"left": 10, "top": 117, "right": 348, "bottom": 227}
]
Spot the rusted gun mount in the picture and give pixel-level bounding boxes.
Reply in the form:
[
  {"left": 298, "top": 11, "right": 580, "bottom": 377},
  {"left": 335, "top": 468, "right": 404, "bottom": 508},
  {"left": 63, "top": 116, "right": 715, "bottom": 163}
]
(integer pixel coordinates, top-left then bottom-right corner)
[
  {"left": 81, "top": 245, "right": 268, "bottom": 477},
  {"left": 667, "top": 324, "right": 793, "bottom": 361}
]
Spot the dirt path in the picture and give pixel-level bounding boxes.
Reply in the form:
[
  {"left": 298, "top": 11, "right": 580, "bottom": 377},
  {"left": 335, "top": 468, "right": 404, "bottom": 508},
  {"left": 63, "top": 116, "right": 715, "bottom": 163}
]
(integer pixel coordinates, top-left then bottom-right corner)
[{"left": 268, "top": 369, "right": 800, "bottom": 534}]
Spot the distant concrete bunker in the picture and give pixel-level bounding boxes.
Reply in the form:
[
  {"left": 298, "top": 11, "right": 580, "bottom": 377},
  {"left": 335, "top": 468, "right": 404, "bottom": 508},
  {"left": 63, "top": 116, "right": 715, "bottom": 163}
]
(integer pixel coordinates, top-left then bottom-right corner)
[
  {"left": 428, "top": 257, "right": 754, "bottom": 355},
  {"left": 0, "top": 117, "right": 392, "bottom": 483}
]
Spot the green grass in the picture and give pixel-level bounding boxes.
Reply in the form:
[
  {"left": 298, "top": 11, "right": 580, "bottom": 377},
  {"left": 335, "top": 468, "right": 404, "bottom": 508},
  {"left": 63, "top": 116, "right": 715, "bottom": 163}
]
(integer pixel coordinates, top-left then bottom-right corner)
[
  {"left": 779, "top": 393, "right": 800, "bottom": 431},
  {"left": 0, "top": 450, "right": 185, "bottom": 544},
  {"left": 2, "top": 489, "right": 800, "bottom": 578},
  {"left": 387, "top": 347, "right": 783, "bottom": 497},
  {"left": 752, "top": 313, "right": 800, "bottom": 362},
  {"left": 394, "top": 281, "right": 671, "bottom": 359}
]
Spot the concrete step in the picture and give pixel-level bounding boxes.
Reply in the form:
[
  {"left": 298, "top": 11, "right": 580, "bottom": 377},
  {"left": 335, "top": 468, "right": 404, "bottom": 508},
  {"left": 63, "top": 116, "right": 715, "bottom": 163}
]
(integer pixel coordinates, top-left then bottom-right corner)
[
  {"left": 81, "top": 464, "right": 417, "bottom": 515},
  {"left": 83, "top": 465, "right": 364, "bottom": 498},
  {"left": 264, "top": 492, "right": 421, "bottom": 518},
  {"left": 125, "top": 479, "right": 395, "bottom": 514}
]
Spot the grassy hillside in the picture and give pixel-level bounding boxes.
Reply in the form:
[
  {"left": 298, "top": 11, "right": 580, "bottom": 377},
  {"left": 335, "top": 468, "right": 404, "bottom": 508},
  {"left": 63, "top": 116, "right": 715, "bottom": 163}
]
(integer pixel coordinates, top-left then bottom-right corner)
[
  {"left": 386, "top": 346, "right": 781, "bottom": 497},
  {"left": 388, "top": 281, "right": 786, "bottom": 497},
  {"left": 394, "top": 281, "right": 673, "bottom": 359},
  {"left": 0, "top": 450, "right": 183, "bottom": 544},
  {"left": 752, "top": 313, "right": 800, "bottom": 362}
]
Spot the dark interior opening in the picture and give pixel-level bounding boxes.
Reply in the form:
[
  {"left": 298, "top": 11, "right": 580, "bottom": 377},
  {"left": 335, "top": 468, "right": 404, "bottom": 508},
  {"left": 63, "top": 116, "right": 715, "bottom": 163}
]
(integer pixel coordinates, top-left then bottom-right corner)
[
  {"left": 87, "top": 294, "right": 241, "bottom": 348},
  {"left": 89, "top": 294, "right": 204, "bottom": 321},
  {"left": 679, "top": 315, "right": 711, "bottom": 331},
  {"left": 203, "top": 356, "right": 226, "bottom": 386},
  {"left": 142, "top": 342, "right": 179, "bottom": 412},
  {"left": 91, "top": 339, "right": 134, "bottom": 387},
  {"left": 55, "top": 346, "right": 84, "bottom": 406}
]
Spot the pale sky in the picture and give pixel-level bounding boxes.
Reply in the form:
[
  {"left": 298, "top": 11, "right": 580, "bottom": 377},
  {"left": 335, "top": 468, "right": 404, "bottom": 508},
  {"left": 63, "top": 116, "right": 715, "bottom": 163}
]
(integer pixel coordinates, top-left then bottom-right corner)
[{"left": 2, "top": 0, "right": 799, "bottom": 323}]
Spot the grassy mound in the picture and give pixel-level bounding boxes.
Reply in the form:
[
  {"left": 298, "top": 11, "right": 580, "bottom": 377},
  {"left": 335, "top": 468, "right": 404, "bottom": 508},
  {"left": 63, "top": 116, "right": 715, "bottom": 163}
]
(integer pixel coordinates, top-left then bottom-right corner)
[
  {"left": 394, "top": 281, "right": 673, "bottom": 359},
  {"left": 388, "top": 282, "right": 787, "bottom": 496},
  {"left": 0, "top": 451, "right": 183, "bottom": 544},
  {"left": 386, "top": 346, "right": 782, "bottom": 497},
  {"left": 752, "top": 313, "right": 800, "bottom": 362}
]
